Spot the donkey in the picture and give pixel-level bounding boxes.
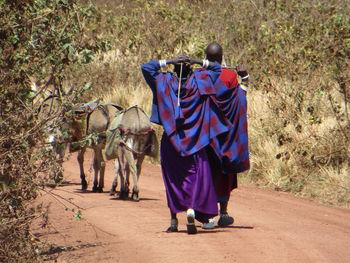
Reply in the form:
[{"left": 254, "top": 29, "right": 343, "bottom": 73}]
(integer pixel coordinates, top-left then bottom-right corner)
[
  {"left": 70, "top": 102, "right": 123, "bottom": 192},
  {"left": 36, "top": 95, "right": 70, "bottom": 183},
  {"left": 105, "top": 106, "right": 158, "bottom": 201},
  {"left": 30, "top": 78, "right": 124, "bottom": 191}
]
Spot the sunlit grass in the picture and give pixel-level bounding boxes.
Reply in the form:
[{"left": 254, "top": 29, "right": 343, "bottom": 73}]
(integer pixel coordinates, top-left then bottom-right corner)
[{"left": 71, "top": 0, "right": 350, "bottom": 208}]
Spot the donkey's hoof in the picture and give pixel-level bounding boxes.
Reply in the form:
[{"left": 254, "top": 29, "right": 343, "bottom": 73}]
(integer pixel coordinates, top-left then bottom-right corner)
[
  {"left": 119, "top": 190, "right": 128, "bottom": 200},
  {"left": 109, "top": 190, "right": 116, "bottom": 196},
  {"left": 81, "top": 180, "right": 88, "bottom": 191},
  {"left": 92, "top": 186, "right": 98, "bottom": 192},
  {"left": 131, "top": 192, "right": 140, "bottom": 202}
]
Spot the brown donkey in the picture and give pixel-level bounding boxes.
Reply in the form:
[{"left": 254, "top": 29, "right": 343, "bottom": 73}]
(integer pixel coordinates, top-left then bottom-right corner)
[{"left": 70, "top": 102, "right": 123, "bottom": 192}]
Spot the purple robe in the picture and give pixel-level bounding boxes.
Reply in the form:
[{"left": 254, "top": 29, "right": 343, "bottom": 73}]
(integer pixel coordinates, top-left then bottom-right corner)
[{"left": 160, "top": 133, "right": 218, "bottom": 223}]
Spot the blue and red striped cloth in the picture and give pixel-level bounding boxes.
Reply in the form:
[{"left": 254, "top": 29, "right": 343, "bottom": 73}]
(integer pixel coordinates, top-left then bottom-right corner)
[{"left": 142, "top": 60, "right": 250, "bottom": 174}]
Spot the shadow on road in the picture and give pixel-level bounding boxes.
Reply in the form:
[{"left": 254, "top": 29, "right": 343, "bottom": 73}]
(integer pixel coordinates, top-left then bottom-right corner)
[
  {"left": 109, "top": 196, "right": 160, "bottom": 201},
  {"left": 164, "top": 229, "right": 229, "bottom": 234},
  {"left": 162, "top": 225, "right": 254, "bottom": 234},
  {"left": 59, "top": 181, "right": 81, "bottom": 186},
  {"left": 226, "top": 225, "right": 254, "bottom": 229},
  {"left": 73, "top": 189, "right": 111, "bottom": 194}
]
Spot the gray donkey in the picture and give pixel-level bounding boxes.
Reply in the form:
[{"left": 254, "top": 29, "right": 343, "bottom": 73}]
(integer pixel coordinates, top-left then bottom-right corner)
[{"left": 105, "top": 106, "right": 158, "bottom": 201}]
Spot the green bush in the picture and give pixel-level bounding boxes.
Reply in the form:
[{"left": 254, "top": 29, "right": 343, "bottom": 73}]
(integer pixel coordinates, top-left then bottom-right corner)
[{"left": 0, "top": 0, "right": 105, "bottom": 261}]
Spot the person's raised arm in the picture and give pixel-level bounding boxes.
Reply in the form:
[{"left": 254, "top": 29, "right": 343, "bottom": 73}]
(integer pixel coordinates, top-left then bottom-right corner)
[
  {"left": 190, "top": 58, "right": 222, "bottom": 83},
  {"left": 164, "top": 56, "right": 190, "bottom": 65},
  {"left": 189, "top": 58, "right": 218, "bottom": 68},
  {"left": 141, "top": 60, "right": 162, "bottom": 91},
  {"left": 141, "top": 57, "right": 190, "bottom": 92},
  {"left": 236, "top": 64, "right": 249, "bottom": 86}
]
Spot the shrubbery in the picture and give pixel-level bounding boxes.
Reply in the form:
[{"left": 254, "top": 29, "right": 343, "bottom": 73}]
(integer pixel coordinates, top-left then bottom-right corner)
[{"left": 0, "top": 0, "right": 105, "bottom": 261}]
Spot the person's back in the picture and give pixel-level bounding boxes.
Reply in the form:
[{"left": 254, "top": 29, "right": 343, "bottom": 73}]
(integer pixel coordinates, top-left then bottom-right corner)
[
  {"left": 141, "top": 56, "right": 228, "bottom": 234},
  {"left": 202, "top": 42, "right": 250, "bottom": 229}
]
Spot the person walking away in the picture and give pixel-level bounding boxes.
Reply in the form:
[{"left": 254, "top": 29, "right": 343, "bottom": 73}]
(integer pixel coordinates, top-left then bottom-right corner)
[
  {"left": 141, "top": 55, "right": 231, "bottom": 234},
  {"left": 202, "top": 42, "right": 250, "bottom": 228}
]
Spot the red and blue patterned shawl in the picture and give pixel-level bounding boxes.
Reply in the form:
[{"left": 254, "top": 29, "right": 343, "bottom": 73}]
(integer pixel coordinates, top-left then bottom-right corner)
[
  {"left": 156, "top": 68, "right": 233, "bottom": 156},
  {"left": 152, "top": 62, "right": 249, "bottom": 174},
  {"left": 210, "top": 78, "right": 250, "bottom": 173}
]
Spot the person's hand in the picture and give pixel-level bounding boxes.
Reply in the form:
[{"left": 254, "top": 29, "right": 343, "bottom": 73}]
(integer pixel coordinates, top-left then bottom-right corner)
[
  {"left": 177, "top": 55, "right": 190, "bottom": 64},
  {"left": 236, "top": 64, "right": 248, "bottom": 78},
  {"left": 167, "top": 56, "right": 190, "bottom": 65},
  {"left": 189, "top": 58, "right": 202, "bottom": 65}
]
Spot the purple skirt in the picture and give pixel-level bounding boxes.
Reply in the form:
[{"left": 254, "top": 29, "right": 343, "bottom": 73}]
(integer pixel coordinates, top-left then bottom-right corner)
[{"left": 160, "top": 133, "right": 218, "bottom": 223}]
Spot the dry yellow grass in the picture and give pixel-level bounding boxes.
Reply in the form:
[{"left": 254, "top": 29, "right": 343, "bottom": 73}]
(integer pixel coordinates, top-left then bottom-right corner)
[
  {"left": 65, "top": 0, "right": 350, "bottom": 208},
  {"left": 246, "top": 75, "right": 349, "bottom": 207},
  {"left": 80, "top": 48, "right": 350, "bottom": 208}
]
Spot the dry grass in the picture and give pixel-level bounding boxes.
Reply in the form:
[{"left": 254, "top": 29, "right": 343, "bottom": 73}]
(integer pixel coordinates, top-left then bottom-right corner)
[
  {"left": 63, "top": 0, "right": 350, "bottom": 208},
  {"left": 81, "top": 49, "right": 350, "bottom": 207},
  {"left": 246, "top": 74, "right": 350, "bottom": 206}
]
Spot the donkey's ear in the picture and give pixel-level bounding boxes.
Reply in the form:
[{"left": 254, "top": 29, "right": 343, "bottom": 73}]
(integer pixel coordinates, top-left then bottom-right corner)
[
  {"left": 65, "top": 84, "right": 76, "bottom": 95},
  {"left": 146, "top": 130, "right": 159, "bottom": 160},
  {"left": 28, "top": 75, "right": 37, "bottom": 91}
]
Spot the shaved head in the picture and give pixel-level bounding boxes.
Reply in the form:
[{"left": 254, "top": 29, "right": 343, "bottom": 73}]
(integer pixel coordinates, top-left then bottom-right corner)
[{"left": 205, "top": 42, "right": 223, "bottom": 64}]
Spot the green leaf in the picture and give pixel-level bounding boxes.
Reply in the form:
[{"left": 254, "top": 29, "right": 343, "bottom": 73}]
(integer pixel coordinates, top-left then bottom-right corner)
[{"left": 83, "top": 82, "right": 92, "bottom": 90}]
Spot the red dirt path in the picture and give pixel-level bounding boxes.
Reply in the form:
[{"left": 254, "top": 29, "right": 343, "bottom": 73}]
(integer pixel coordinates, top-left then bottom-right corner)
[{"left": 36, "top": 150, "right": 350, "bottom": 263}]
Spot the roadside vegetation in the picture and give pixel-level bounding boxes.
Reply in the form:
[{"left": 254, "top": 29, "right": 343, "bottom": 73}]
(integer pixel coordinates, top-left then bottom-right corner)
[
  {"left": 1, "top": 0, "right": 349, "bottom": 261},
  {"left": 0, "top": 0, "right": 106, "bottom": 261}
]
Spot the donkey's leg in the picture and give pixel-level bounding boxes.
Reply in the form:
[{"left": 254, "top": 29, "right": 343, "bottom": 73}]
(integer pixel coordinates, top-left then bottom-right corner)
[
  {"left": 132, "top": 154, "right": 145, "bottom": 201},
  {"left": 77, "top": 147, "right": 88, "bottom": 190},
  {"left": 110, "top": 158, "right": 120, "bottom": 195},
  {"left": 125, "top": 163, "right": 130, "bottom": 197},
  {"left": 96, "top": 146, "right": 106, "bottom": 193},
  {"left": 123, "top": 150, "right": 138, "bottom": 201},
  {"left": 136, "top": 154, "right": 145, "bottom": 181},
  {"left": 92, "top": 147, "right": 101, "bottom": 192},
  {"left": 119, "top": 151, "right": 129, "bottom": 199},
  {"left": 52, "top": 142, "right": 67, "bottom": 183}
]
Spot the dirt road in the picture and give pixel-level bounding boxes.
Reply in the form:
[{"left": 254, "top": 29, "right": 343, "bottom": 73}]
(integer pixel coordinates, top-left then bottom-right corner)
[{"left": 36, "top": 151, "right": 350, "bottom": 263}]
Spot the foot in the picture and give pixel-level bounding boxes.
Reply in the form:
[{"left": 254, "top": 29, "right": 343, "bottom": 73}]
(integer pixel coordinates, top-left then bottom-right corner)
[
  {"left": 81, "top": 179, "right": 88, "bottom": 191},
  {"left": 201, "top": 218, "right": 215, "bottom": 229},
  {"left": 217, "top": 213, "right": 234, "bottom": 227},
  {"left": 131, "top": 191, "right": 139, "bottom": 202},
  {"left": 166, "top": 218, "right": 178, "bottom": 233},
  {"left": 119, "top": 190, "right": 128, "bottom": 200},
  {"left": 166, "top": 225, "right": 178, "bottom": 232},
  {"left": 186, "top": 209, "right": 197, "bottom": 234}
]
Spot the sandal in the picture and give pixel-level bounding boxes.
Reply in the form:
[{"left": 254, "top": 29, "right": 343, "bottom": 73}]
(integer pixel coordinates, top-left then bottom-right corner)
[
  {"left": 166, "top": 218, "right": 178, "bottom": 232},
  {"left": 186, "top": 209, "right": 197, "bottom": 234},
  {"left": 217, "top": 213, "right": 234, "bottom": 227}
]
